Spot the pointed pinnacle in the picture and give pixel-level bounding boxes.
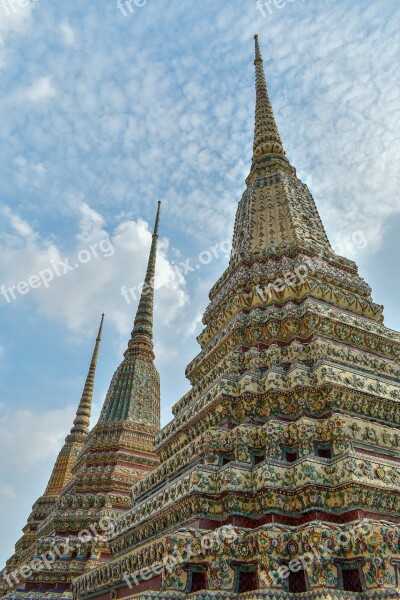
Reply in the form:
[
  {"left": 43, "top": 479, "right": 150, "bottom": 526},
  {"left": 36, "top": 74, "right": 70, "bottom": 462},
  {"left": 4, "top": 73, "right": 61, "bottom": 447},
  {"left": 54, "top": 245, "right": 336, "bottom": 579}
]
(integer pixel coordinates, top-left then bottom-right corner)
[
  {"left": 153, "top": 200, "right": 161, "bottom": 236},
  {"left": 127, "top": 202, "right": 161, "bottom": 351},
  {"left": 69, "top": 313, "right": 104, "bottom": 438},
  {"left": 252, "top": 35, "right": 285, "bottom": 161},
  {"left": 254, "top": 34, "right": 262, "bottom": 63}
]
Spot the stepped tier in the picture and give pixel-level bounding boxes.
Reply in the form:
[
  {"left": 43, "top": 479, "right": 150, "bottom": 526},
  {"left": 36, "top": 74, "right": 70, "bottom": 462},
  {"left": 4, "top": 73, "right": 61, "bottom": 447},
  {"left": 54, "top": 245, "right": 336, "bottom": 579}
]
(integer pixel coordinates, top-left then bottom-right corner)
[
  {"left": 1, "top": 207, "right": 162, "bottom": 600},
  {"left": 72, "top": 37, "right": 400, "bottom": 600}
]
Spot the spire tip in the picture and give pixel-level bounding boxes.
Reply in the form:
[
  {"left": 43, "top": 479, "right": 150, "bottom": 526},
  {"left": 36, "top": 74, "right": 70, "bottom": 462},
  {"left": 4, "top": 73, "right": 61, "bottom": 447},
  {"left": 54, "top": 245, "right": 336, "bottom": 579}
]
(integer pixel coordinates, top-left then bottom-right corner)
[
  {"left": 128, "top": 202, "right": 161, "bottom": 345},
  {"left": 97, "top": 313, "right": 105, "bottom": 336},
  {"left": 69, "top": 314, "right": 104, "bottom": 439},
  {"left": 252, "top": 33, "right": 286, "bottom": 161},
  {"left": 153, "top": 200, "right": 161, "bottom": 236}
]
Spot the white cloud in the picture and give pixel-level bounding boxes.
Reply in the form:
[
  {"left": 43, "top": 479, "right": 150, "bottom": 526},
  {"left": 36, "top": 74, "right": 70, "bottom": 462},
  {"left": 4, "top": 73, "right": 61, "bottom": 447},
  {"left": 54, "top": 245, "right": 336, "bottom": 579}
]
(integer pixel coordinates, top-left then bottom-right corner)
[
  {"left": 0, "top": 1, "right": 33, "bottom": 69},
  {"left": 0, "top": 406, "right": 75, "bottom": 471},
  {"left": 2, "top": 206, "right": 37, "bottom": 240},
  {"left": 24, "top": 76, "right": 56, "bottom": 102},
  {"left": 0, "top": 203, "right": 188, "bottom": 337},
  {"left": 0, "top": 1, "right": 398, "bottom": 258},
  {"left": 0, "top": 483, "right": 16, "bottom": 499},
  {"left": 75, "top": 201, "right": 105, "bottom": 241},
  {"left": 15, "top": 155, "right": 46, "bottom": 177},
  {"left": 0, "top": 404, "right": 77, "bottom": 564},
  {"left": 59, "top": 18, "right": 77, "bottom": 47}
]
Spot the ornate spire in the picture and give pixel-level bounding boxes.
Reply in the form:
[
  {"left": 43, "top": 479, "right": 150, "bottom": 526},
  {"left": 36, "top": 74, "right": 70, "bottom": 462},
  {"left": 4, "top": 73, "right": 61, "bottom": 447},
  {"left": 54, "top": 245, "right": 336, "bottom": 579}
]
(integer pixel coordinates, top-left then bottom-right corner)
[
  {"left": 97, "top": 203, "right": 162, "bottom": 426},
  {"left": 67, "top": 313, "right": 104, "bottom": 441},
  {"left": 252, "top": 34, "right": 285, "bottom": 161},
  {"left": 125, "top": 201, "right": 161, "bottom": 357},
  {"left": 41, "top": 314, "right": 104, "bottom": 497}
]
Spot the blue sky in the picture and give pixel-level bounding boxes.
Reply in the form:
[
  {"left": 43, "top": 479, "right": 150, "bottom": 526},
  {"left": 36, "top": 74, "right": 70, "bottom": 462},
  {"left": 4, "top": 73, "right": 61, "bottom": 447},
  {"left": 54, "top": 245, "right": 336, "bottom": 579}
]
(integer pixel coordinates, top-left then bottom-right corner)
[{"left": 0, "top": 0, "right": 399, "bottom": 566}]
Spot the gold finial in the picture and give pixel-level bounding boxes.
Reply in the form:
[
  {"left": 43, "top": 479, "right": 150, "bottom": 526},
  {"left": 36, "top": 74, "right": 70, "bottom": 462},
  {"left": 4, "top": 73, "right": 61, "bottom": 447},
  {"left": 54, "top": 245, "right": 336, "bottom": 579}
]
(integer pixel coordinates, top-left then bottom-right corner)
[
  {"left": 69, "top": 313, "right": 104, "bottom": 439},
  {"left": 252, "top": 35, "right": 285, "bottom": 161},
  {"left": 153, "top": 200, "right": 161, "bottom": 236},
  {"left": 127, "top": 201, "right": 161, "bottom": 348}
]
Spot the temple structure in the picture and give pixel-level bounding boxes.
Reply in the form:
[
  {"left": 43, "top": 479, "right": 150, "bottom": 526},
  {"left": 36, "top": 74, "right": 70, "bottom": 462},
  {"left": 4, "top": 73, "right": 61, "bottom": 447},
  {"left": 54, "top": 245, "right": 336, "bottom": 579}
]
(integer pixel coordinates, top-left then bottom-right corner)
[
  {"left": 2, "top": 36, "right": 400, "bottom": 600},
  {"left": 1, "top": 204, "right": 162, "bottom": 599},
  {"left": 4, "top": 313, "right": 105, "bottom": 576},
  {"left": 71, "top": 37, "right": 400, "bottom": 599}
]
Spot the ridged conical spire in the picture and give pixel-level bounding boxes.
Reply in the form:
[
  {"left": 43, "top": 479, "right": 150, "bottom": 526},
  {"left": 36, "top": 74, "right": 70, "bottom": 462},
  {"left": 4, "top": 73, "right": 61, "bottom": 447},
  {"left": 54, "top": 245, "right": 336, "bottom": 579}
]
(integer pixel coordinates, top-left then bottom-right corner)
[
  {"left": 42, "top": 314, "right": 104, "bottom": 496},
  {"left": 125, "top": 201, "right": 161, "bottom": 356},
  {"left": 68, "top": 313, "right": 104, "bottom": 440},
  {"left": 252, "top": 34, "right": 285, "bottom": 161},
  {"left": 96, "top": 203, "right": 161, "bottom": 427}
]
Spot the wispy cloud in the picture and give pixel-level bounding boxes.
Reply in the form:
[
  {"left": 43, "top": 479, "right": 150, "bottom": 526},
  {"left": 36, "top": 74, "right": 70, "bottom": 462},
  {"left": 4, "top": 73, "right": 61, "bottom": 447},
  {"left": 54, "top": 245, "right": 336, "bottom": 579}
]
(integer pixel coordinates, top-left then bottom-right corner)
[
  {"left": 59, "top": 18, "right": 77, "bottom": 47},
  {"left": 0, "top": 406, "right": 75, "bottom": 471},
  {"left": 23, "top": 75, "right": 56, "bottom": 102},
  {"left": 0, "top": 484, "right": 16, "bottom": 500},
  {"left": 0, "top": 202, "right": 188, "bottom": 335}
]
